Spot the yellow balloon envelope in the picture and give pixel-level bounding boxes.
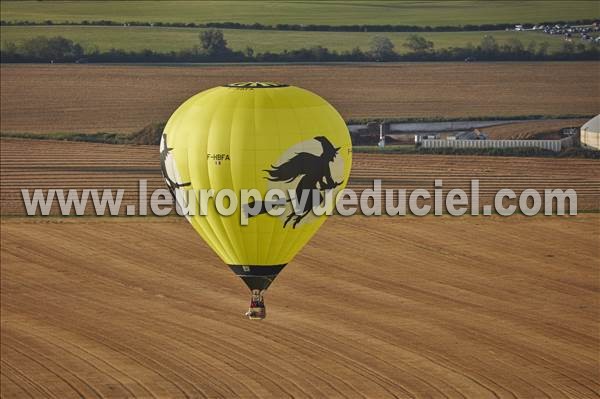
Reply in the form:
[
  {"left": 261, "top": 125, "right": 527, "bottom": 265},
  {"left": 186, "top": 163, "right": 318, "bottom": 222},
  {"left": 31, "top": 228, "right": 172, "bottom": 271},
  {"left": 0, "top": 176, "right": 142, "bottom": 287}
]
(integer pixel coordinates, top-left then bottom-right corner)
[{"left": 160, "top": 82, "right": 352, "bottom": 319}]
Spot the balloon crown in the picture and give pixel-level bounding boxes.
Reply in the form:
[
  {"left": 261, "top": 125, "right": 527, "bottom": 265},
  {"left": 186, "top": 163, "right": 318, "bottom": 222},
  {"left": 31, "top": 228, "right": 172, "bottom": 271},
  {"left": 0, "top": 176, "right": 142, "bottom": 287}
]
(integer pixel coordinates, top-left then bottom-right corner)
[{"left": 224, "top": 82, "right": 289, "bottom": 88}]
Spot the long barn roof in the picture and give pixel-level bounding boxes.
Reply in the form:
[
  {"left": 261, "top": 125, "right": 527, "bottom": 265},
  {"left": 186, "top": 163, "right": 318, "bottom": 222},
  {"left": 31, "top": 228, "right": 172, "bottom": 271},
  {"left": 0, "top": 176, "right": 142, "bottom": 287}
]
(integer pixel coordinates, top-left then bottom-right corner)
[{"left": 581, "top": 114, "right": 600, "bottom": 133}]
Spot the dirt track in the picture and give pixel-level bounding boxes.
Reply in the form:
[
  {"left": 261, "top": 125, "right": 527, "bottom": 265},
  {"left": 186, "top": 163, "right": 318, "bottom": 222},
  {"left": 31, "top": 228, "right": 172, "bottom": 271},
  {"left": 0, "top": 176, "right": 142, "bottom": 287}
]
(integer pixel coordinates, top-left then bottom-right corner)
[
  {"left": 1, "top": 62, "right": 598, "bottom": 134},
  {"left": 1, "top": 215, "right": 599, "bottom": 398}
]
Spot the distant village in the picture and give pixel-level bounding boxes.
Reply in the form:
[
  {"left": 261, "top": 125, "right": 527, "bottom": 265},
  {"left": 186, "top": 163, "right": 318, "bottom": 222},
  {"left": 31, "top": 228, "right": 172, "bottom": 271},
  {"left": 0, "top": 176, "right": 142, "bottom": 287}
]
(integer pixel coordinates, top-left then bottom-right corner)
[{"left": 512, "top": 21, "right": 600, "bottom": 43}]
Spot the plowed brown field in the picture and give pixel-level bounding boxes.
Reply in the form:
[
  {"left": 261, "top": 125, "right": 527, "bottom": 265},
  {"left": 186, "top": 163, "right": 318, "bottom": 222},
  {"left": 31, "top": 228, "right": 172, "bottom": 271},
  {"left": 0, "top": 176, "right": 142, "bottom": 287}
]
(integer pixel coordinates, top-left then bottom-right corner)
[
  {"left": 1, "top": 62, "right": 599, "bottom": 134},
  {"left": 2, "top": 215, "right": 599, "bottom": 398},
  {"left": 1, "top": 138, "right": 599, "bottom": 398},
  {"left": 2, "top": 138, "right": 598, "bottom": 215}
]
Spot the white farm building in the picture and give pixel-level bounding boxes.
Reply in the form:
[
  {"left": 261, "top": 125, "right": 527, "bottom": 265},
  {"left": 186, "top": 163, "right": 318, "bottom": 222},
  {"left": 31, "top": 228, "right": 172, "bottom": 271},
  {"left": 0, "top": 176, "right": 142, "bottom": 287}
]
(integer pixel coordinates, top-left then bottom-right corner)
[{"left": 580, "top": 115, "right": 600, "bottom": 150}]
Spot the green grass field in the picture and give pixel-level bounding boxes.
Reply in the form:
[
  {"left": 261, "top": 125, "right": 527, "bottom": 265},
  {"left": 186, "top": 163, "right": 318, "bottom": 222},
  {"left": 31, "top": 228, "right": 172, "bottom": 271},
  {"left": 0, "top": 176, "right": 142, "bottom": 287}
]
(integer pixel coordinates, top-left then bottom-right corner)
[
  {"left": 1, "top": 1, "right": 598, "bottom": 26},
  {"left": 0, "top": 25, "right": 571, "bottom": 54}
]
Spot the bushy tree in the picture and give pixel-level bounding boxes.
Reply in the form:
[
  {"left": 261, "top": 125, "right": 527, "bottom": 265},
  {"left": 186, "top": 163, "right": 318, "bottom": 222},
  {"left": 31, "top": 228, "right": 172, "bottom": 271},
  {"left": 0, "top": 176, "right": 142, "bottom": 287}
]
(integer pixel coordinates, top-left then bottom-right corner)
[
  {"left": 403, "top": 34, "right": 434, "bottom": 53},
  {"left": 370, "top": 36, "right": 396, "bottom": 61},
  {"left": 199, "top": 28, "right": 230, "bottom": 56},
  {"left": 537, "top": 41, "right": 550, "bottom": 57},
  {"left": 479, "top": 35, "right": 498, "bottom": 54},
  {"left": 502, "top": 38, "right": 524, "bottom": 54},
  {"left": 21, "top": 36, "right": 83, "bottom": 61}
]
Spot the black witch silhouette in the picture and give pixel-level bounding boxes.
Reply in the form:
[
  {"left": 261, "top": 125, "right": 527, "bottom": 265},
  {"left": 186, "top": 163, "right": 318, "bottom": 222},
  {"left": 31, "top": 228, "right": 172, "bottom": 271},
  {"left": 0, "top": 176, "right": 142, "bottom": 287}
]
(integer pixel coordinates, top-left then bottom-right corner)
[{"left": 264, "top": 136, "right": 342, "bottom": 228}]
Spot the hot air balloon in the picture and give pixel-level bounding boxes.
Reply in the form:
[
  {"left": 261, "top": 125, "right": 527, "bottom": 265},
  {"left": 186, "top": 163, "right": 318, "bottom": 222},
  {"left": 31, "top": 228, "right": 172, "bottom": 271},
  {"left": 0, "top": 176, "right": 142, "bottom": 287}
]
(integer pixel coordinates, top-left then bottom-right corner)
[{"left": 160, "top": 82, "right": 352, "bottom": 319}]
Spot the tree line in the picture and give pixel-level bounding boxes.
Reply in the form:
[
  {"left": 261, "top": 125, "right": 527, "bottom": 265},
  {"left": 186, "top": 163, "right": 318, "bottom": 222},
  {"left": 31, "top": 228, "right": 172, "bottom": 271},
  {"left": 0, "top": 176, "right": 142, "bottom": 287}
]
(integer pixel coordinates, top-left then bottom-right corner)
[
  {"left": 2, "top": 18, "right": 598, "bottom": 32},
  {"left": 1, "top": 29, "right": 598, "bottom": 63}
]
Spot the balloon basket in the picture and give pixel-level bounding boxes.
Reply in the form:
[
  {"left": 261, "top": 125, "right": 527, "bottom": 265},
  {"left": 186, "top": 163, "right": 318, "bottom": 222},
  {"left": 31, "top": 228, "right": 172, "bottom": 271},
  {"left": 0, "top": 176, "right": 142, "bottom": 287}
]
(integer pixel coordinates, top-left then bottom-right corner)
[{"left": 245, "top": 289, "right": 266, "bottom": 320}]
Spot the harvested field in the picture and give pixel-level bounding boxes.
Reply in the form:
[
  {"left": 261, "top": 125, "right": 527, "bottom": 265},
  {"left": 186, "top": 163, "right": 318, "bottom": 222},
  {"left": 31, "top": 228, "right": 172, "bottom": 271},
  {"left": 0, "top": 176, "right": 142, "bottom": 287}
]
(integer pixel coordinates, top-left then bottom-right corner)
[
  {"left": 1, "top": 138, "right": 599, "bottom": 216},
  {"left": 0, "top": 139, "right": 163, "bottom": 216},
  {"left": 1, "top": 63, "right": 599, "bottom": 134},
  {"left": 483, "top": 118, "right": 590, "bottom": 140},
  {"left": 1, "top": 214, "right": 599, "bottom": 398},
  {"left": 1, "top": 137, "right": 599, "bottom": 397}
]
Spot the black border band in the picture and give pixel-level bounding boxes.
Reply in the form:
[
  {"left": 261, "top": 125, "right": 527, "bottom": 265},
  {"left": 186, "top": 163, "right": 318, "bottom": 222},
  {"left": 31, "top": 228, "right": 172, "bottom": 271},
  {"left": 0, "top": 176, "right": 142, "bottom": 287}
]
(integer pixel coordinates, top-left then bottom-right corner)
[
  {"left": 228, "top": 265, "right": 286, "bottom": 291},
  {"left": 229, "top": 265, "right": 286, "bottom": 276}
]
